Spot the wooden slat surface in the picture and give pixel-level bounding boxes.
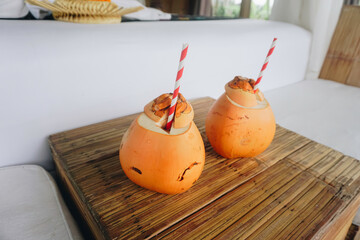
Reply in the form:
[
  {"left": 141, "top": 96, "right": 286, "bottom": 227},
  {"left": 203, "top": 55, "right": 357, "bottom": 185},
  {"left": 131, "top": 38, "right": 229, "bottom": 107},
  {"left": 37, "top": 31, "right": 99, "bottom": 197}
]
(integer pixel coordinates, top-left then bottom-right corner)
[
  {"left": 320, "top": 5, "right": 360, "bottom": 87},
  {"left": 49, "top": 97, "right": 360, "bottom": 240}
]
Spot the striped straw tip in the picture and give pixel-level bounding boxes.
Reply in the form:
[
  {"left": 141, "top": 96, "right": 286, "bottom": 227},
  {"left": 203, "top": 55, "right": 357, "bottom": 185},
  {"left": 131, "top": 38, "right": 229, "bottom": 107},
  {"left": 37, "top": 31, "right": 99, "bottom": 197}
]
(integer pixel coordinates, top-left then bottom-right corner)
[
  {"left": 165, "top": 43, "right": 189, "bottom": 130},
  {"left": 253, "top": 38, "right": 278, "bottom": 90}
]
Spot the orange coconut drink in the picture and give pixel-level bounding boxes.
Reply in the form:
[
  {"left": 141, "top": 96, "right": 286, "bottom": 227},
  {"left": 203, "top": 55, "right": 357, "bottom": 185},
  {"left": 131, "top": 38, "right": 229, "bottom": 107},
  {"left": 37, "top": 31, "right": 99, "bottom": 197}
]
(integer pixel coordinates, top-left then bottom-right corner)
[
  {"left": 206, "top": 38, "right": 277, "bottom": 158},
  {"left": 206, "top": 76, "right": 275, "bottom": 158},
  {"left": 120, "top": 93, "right": 205, "bottom": 194},
  {"left": 119, "top": 44, "right": 205, "bottom": 194}
]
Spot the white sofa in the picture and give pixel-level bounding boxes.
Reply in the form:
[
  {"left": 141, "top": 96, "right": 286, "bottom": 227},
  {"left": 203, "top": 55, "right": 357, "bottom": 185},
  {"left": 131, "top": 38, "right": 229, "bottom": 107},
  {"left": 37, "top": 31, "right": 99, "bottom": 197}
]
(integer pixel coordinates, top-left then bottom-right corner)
[
  {"left": 0, "top": 19, "right": 311, "bottom": 170},
  {"left": 1, "top": 6, "right": 359, "bottom": 239},
  {"left": 267, "top": 79, "right": 360, "bottom": 161}
]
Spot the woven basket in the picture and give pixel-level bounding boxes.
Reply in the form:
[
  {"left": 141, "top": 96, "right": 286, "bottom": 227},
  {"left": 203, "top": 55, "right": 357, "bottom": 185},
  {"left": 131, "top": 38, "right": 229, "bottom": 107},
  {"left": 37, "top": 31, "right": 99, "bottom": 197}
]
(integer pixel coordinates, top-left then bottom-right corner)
[{"left": 26, "top": 0, "right": 143, "bottom": 24}]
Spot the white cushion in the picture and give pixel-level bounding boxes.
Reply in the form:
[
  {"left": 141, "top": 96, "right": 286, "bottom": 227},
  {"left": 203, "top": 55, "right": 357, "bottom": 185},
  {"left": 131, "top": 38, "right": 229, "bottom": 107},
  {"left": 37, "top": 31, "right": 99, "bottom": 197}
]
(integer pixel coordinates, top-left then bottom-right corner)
[
  {"left": 355, "top": 210, "right": 360, "bottom": 226},
  {"left": 0, "top": 165, "right": 83, "bottom": 240},
  {"left": 0, "top": 0, "right": 29, "bottom": 18},
  {"left": 0, "top": 19, "right": 311, "bottom": 169},
  {"left": 265, "top": 79, "right": 360, "bottom": 160}
]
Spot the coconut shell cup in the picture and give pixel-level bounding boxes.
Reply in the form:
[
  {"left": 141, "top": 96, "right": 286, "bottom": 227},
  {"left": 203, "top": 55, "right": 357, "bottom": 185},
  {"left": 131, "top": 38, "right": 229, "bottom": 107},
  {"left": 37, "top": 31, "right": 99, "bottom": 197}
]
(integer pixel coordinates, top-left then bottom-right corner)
[
  {"left": 205, "top": 76, "right": 276, "bottom": 158},
  {"left": 119, "top": 93, "right": 205, "bottom": 194}
]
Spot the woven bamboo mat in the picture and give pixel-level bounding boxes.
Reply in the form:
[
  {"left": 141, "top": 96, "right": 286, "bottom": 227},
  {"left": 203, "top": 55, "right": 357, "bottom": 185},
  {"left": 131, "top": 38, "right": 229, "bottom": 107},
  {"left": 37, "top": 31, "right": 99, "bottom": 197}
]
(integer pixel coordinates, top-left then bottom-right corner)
[{"left": 49, "top": 97, "right": 360, "bottom": 239}]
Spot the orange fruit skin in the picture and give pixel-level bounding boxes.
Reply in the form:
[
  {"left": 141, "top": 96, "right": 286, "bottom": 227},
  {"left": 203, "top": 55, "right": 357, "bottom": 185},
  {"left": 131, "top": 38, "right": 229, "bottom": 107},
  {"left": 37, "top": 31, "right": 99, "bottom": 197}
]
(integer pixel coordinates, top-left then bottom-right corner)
[
  {"left": 205, "top": 93, "right": 275, "bottom": 158},
  {"left": 119, "top": 117, "right": 205, "bottom": 194}
]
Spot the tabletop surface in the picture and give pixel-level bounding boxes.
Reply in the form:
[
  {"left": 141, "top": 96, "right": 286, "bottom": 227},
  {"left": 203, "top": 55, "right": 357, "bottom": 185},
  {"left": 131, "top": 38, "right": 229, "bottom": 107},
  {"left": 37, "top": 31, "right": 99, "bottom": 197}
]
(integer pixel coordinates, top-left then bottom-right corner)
[{"left": 49, "top": 97, "right": 360, "bottom": 240}]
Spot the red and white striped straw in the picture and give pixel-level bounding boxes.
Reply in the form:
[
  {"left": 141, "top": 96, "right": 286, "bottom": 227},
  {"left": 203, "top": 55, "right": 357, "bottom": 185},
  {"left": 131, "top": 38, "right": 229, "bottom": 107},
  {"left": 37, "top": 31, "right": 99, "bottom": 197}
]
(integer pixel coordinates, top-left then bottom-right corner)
[
  {"left": 165, "top": 43, "right": 189, "bottom": 130},
  {"left": 253, "top": 38, "right": 277, "bottom": 92}
]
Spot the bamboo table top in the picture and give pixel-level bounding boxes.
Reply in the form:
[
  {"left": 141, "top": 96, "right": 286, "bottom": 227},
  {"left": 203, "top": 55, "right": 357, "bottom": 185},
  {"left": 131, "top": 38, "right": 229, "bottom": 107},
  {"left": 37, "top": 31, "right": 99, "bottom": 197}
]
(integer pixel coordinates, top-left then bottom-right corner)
[{"left": 49, "top": 97, "right": 360, "bottom": 240}]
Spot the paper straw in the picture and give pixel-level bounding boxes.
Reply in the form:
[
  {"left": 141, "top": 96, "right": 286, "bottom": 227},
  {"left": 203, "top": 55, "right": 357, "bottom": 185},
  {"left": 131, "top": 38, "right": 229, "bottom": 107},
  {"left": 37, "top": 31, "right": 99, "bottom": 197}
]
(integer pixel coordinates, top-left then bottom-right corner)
[
  {"left": 254, "top": 38, "right": 277, "bottom": 92},
  {"left": 165, "top": 43, "right": 189, "bottom": 130}
]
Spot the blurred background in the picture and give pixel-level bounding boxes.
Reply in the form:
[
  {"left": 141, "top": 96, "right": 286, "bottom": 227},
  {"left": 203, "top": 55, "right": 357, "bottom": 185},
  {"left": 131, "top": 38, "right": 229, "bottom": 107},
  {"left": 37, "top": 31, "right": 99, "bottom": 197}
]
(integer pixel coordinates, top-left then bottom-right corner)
[
  {"left": 144, "top": 0, "right": 274, "bottom": 19},
  {"left": 143, "top": 0, "right": 359, "bottom": 20}
]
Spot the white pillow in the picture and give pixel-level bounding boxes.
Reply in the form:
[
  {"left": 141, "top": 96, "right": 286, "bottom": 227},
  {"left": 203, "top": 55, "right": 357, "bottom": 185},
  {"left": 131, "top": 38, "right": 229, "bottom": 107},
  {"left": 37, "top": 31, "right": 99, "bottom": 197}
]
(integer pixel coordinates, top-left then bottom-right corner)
[{"left": 0, "top": 0, "right": 29, "bottom": 18}]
